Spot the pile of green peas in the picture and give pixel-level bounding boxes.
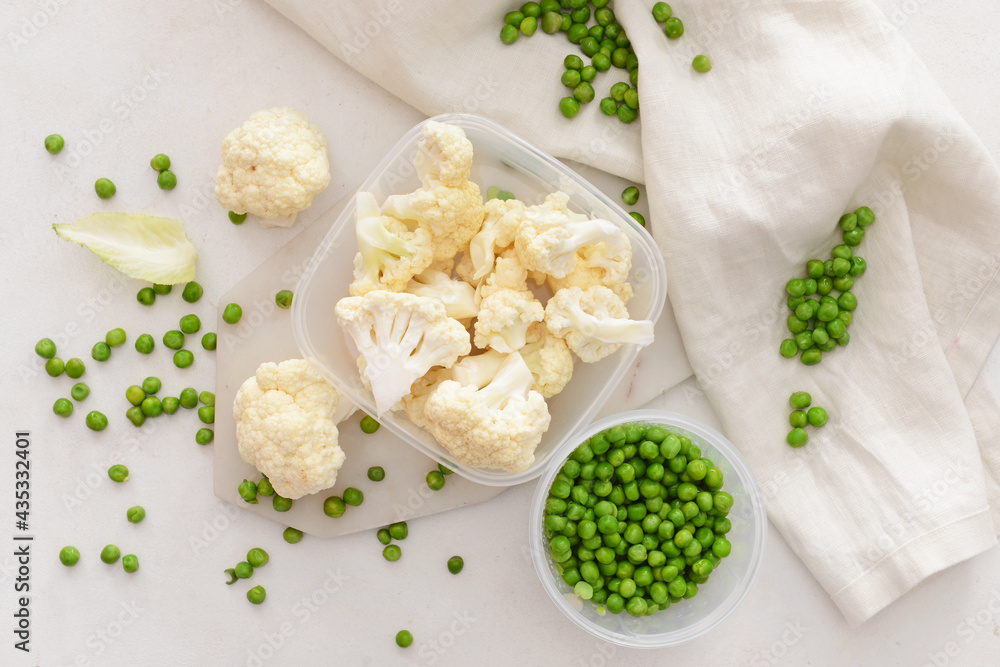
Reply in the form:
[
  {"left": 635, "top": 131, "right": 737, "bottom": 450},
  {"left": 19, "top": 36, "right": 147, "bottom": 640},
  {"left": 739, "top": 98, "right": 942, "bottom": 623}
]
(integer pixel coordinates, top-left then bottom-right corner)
[
  {"left": 544, "top": 422, "right": 733, "bottom": 617},
  {"left": 377, "top": 521, "right": 409, "bottom": 561},
  {"left": 124, "top": 378, "right": 214, "bottom": 445},
  {"left": 500, "top": 1, "right": 682, "bottom": 123},
  {"left": 779, "top": 206, "right": 876, "bottom": 365},
  {"left": 786, "top": 391, "right": 827, "bottom": 448}
]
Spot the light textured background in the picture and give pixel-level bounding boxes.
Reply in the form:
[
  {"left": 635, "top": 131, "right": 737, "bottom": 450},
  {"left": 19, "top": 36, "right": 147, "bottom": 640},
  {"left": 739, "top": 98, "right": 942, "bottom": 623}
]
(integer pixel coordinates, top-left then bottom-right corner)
[{"left": 1, "top": 0, "right": 998, "bottom": 665}]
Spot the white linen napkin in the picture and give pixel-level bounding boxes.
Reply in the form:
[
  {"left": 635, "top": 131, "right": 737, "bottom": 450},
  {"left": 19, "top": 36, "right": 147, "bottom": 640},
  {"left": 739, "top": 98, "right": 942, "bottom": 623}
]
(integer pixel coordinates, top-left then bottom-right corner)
[{"left": 262, "top": 0, "right": 1000, "bottom": 625}]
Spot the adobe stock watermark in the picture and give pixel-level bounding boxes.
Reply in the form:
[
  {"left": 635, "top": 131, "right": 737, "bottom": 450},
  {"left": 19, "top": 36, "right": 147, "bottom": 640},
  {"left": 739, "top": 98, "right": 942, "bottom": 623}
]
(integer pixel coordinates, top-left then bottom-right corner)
[
  {"left": 188, "top": 499, "right": 243, "bottom": 556},
  {"left": 869, "top": 129, "right": 957, "bottom": 213},
  {"left": 243, "top": 567, "right": 351, "bottom": 666},
  {"left": 7, "top": 0, "right": 73, "bottom": 52},
  {"left": 922, "top": 588, "right": 1000, "bottom": 667},
  {"left": 743, "top": 619, "right": 808, "bottom": 667},
  {"left": 405, "top": 610, "right": 476, "bottom": 666},
  {"left": 878, "top": 0, "right": 936, "bottom": 35},
  {"left": 338, "top": 0, "right": 406, "bottom": 60}
]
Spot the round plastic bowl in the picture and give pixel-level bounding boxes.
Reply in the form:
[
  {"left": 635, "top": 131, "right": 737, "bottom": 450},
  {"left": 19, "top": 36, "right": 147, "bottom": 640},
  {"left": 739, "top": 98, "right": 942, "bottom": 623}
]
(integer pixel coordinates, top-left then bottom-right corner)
[{"left": 528, "top": 409, "right": 767, "bottom": 648}]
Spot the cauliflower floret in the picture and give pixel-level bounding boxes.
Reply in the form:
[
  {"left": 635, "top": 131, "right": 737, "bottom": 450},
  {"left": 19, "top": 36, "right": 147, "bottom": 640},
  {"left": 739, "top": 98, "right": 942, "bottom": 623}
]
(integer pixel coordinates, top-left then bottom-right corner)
[
  {"left": 233, "top": 359, "right": 350, "bottom": 499},
  {"left": 548, "top": 236, "right": 634, "bottom": 303},
  {"left": 336, "top": 291, "right": 471, "bottom": 415},
  {"left": 215, "top": 107, "right": 330, "bottom": 227},
  {"left": 520, "top": 323, "right": 574, "bottom": 397},
  {"left": 467, "top": 198, "right": 526, "bottom": 284},
  {"left": 401, "top": 366, "right": 454, "bottom": 429},
  {"left": 479, "top": 249, "right": 530, "bottom": 300},
  {"left": 405, "top": 267, "right": 479, "bottom": 320},
  {"left": 473, "top": 288, "right": 544, "bottom": 353},
  {"left": 514, "top": 196, "right": 626, "bottom": 279},
  {"left": 544, "top": 286, "right": 654, "bottom": 363},
  {"left": 423, "top": 353, "right": 551, "bottom": 473},
  {"left": 350, "top": 192, "right": 434, "bottom": 296},
  {"left": 382, "top": 181, "right": 485, "bottom": 262},
  {"left": 414, "top": 121, "right": 474, "bottom": 188}
]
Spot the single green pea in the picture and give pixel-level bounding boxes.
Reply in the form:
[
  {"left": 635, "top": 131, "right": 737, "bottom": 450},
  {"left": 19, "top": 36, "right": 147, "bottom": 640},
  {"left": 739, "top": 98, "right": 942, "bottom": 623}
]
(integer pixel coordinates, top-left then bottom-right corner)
[
  {"left": 95, "top": 178, "right": 116, "bottom": 199},
  {"left": 652, "top": 2, "right": 672, "bottom": 22},
  {"left": 439, "top": 463, "right": 454, "bottom": 476},
  {"left": 235, "top": 562, "right": 253, "bottom": 579},
  {"left": 182, "top": 282, "right": 203, "bottom": 303},
  {"left": 70, "top": 382, "right": 90, "bottom": 402},
  {"left": 150, "top": 153, "right": 171, "bottom": 171},
  {"left": 849, "top": 256, "right": 867, "bottom": 277},
  {"left": 629, "top": 67, "right": 638, "bottom": 87},
  {"left": 34, "top": 338, "right": 57, "bottom": 359},
  {"left": 388, "top": 521, "right": 408, "bottom": 541},
  {"left": 45, "top": 134, "right": 65, "bottom": 154},
  {"left": 855, "top": 206, "right": 876, "bottom": 227},
  {"left": 504, "top": 10, "right": 524, "bottom": 27},
  {"left": 519, "top": 15, "right": 537, "bottom": 36},
  {"left": 44, "top": 357, "right": 65, "bottom": 377},
  {"left": 794, "top": 331, "right": 814, "bottom": 350},
  {"left": 195, "top": 428, "right": 214, "bottom": 445},
  {"left": 126, "top": 386, "right": 146, "bottom": 407},
  {"left": 272, "top": 495, "right": 293, "bottom": 512},
  {"left": 807, "top": 407, "right": 828, "bottom": 427},
  {"left": 826, "top": 318, "right": 847, "bottom": 339},
  {"left": 623, "top": 88, "right": 639, "bottom": 110},
  {"left": 839, "top": 213, "right": 857, "bottom": 231},
  {"left": 238, "top": 479, "right": 258, "bottom": 504},
  {"left": 53, "top": 398, "right": 73, "bottom": 417},
  {"left": 136, "top": 287, "right": 156, "bottom": 306},
  {"left": 561, "top": 69, "right": 582, "bottom": 88},
  {"left": 101, "top": 544, "right": 121, "bottom": 564},
  {"left": 194, "top": 391, "right": 214, "bottom": 408},
  {"left": 789, "top": 410, "right": 808, "bottom": 428},
  {"left": 127, "top": 505, "right": 146, "bottom": 523},
  {"left": 156, "top": 170, "right": 177, "bottom": 190},
  {"left": 572, "top": 81, "right": 595, "bottom": 104},
  {"left": 126, "top": 407, "right": 145, "bottom": 427},
  {"left": 832, "top": 257, "right": 852, "bottom": 277},
  {"left": 133, "top": 334, "right": 155, "bottom": 355},
  {"left": 541, "top": 11, "right": 562, "bottom": 33},
  {"left": 247, "top": 548, "right": 269, "bottom": 568},
  {"left": 86, "top": 410, "right": 108, "bottom": 431},
  {"left": 161, "top": 330, "right": 184, "bottom": 350},
  {"left": 367, "top": 466, "right": 386, "bottom": 482},
  {"left": 61, "top": 358, "right": 85, "bottom": 379},
  {"left": 201, "top": 332, "right": 217, "bottom": 351},
  {"left": 138, "top": 377, "right": 160, "bottom": 395},
  {"left": 108, "top": 464, "right": 129, "bottom": 482},
  {"left": 692, "top": 55, "right": 712, "bottom": 73},
  {"left": 228, "top": 211, "right": 248, "bottom": 224},
  {"left": 522, "top": 2, "right": 541, "bottom": 18},
  {"left": 427, "top": 470, "right": 446, "bottom": 491},
  {"left": 59, "top": 546, "right": 80, "bottom": 566},
  {"left": 174, "top": 350, "right": 195, "bottom": 369},
  {"left": 609, "top": 83, "right": 629, "bottom": 104},
  {"left": 580, "top": 36, "right": 599, "bottom": 58},
  {"left": 500, "top": 23, "right": 518, "bottom": 44},
  {"left": 383, "top": 545, "right": 402, "bottom": 562},
  {"left": 836, "top": 330, "right": 851, "bottom": 347},
  {"left": 270, "top": 289, "right": 294, "bottom": 310},
  {"left": 611, "top": 47, "right": 630, "bottom": 69},
  {"left": 377, "top": 529, "right": 391, "bottom": 545},
  {"left": 223, "top": 303, "right": 243, "bottom": 324},
  {"left": 592, "top": 52, "right": 611, "bottom": 72},
  {"left": 629, "top": 212, "right": 646, "bottom": 227},
  {"left": 323, "top": 496, "right": 346, "bottom": 518},
  {"left": 179, "top": 387, "right": 198, "bottom": 409},
  {"left": 178, "top": 314, "right": 201, "bottom": 335},
  {"left": 283, "top": 527, "right": 303, "bottom": 544},
  {"left": 140, "top": 397, "right": 162, "bottom": 418},
  {"left": 343, "top": 487, "right": 364, "bottom": 506},
  {"left": 833, "top": 274, "right": 854, "bottom": 292},
  {"left": 838, "top": 292, "right": 858, "bottom": 311},
  {"left": 787, "top": 428, "right": 808, "bottom": 448},
  {"left": 779, "top": 339, "right": 798, "bottom": 358},
  {"left": 811, "top": 327, "right": 830, "bottom": 346},
  {"left": 247, "top": 586, "right": 266, "bottom": 604},
  {"left": 359, "top": 414, "right": 380, "bottom": 434},
  {"left": 90, "top": 341, "right": 111, "bottom": 362},
  {"left": 395, "top": 630, "right": 413, "bottom": 648},
  {"left": 447, "top": 555, "right": 464, "bottom": 574},
  {"left": 664, "top": 16, "right": 684, "bottom": 38},
  {"left": 564, "top": 54, "right": 584, "bottom": 70},
  {"left": 789, "top": 391, "right": 812, "bottom": 409},
  {"left": 257, "top": 476, "right": 274, "bottom": 497}
]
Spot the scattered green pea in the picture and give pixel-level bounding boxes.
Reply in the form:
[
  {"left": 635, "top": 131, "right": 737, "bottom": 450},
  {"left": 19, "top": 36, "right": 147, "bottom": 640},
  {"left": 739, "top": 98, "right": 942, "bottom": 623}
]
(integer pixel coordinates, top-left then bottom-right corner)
[
  {"left": 64, "top": 358, "right": 85, "bottom": 379},
  {"left": 652, "top": 2, "right": 672, "bottom": 22},
  {"left": 127, "top": 506, "right": 145, "bottom": 523},
  {"left": 150, "top": 153, "right": 171, "bottom": 171},
  {"left": 223, "top": 303, "right": 243, "bottom": 324},
  {"left": 179, "top": 388, "right": 198, "bottom": 409},
  {"left": 238, "top": 479, "right": 258, "bottom": 504},
  {"left": 438, "top": 463, "right": 454, "bottom": 475},
  {"left": 201, "top": 332, "right": 217, "bottom": 351},
  {"left": 108, "top": 464, "right": 129, "bottom": 482},
  {"left": 807, "top": 407, "right": 828, "bottom": 427},
  {"left": 388, "top": 522, "right": 408, "bottom": 541},
  {"left": 323, "top": 496, "right": 346, "bottom": 518},
  {"left": 559, "top": 97, "right": 580, "bottom": 118},
  {"left": 179, "top": 314, "right": 201, "bottom": 334},
  {"left": 367, "top": 466, "right": 385, "bottom": 482},
  {"left": 198, "top": 405, "right": 214, "bottom": 423},
  {"left": 122, "top": 554, "right": 139, "bottom": 573},
  {"left": 126, "top": 407, "right": 145, "bottom": 427},
  {"left": 257, "top": 476, "right": 274, "bottom": 497},
  {"left": 53, "top": 398, "right": 73, "bottom": 417},
  {"left": 105, "top": 328, "right": 126, "bottom": 347},
  {"left": 272, "top": 495, "right": 293, "bottom": 512},
  {"left": 59, "top": 546, "right": 80, "bottom": 566},
  {"left": 195, "top": 428, "right": 214, "bottom": 445},
  {"left": 45, "top": 357, "right": 65, "bottom": 377},
  {"left": 500, "top": 23, "right": 518, "bottom": 44},
  {"left": 664, "top": 17, "right": 684, "bottom": 38},
  {"left": 156, "top": 170, "right": 177, "bottom": 190},
  {"left": 140, "top": 397, "right": 162, "bottom": 418},
  {"left": 247, "top": 585, "right": 266, "bottom": 605},
  {"left": 34, "top": 338, "right": 56, "bottom": 359},
  {"left": 427, "top": 470, "right": 446, "bottom": 491},
  {"left": 136, "top": 287, "right": 156, "bottom": 306},
  {"left": 100, "top": 544, "right": 121, "bottom": 564},
  {"left": 162, "top": 330, "right": 185, "bottom": 350},
  {"left": 621, "top": 186, "right": 640, "bottom": 206},
  {"left": 174, "top": 349, "right": 194, "bottom": 369},
  {"left": 247, "top": 548, "right": 269, "bottom": 568},
  {"left": 95, "top": 178, "right": 116, "bottom": 199},
  {"left": 162, "top": 396, "right": 180, "bottom": 415},
  {"left": 377, "top": 529, "right": 391, "bottom": 545},
  {"left": 86, "top": 411, "right": 108, "bottom": 431},
  {"left": 395, "top": 630, "right": 413, "bottom": 648},
  {"left": 447, "top": 555, "right": 464, "bottom": 574},
  {"left": 71, "top": 382, "right": 90, "bottom": 402},
  {"left": 181, "top": 282, "right": 203, "bottom": 303},
  {"left": 360, "top": 415, "right": 380, "bottom": 434},
  {"left": 787, "top": 428, "right": 808, "bottom": 448},
  {"left": 45, "top": 134, "right": 65, "bottom": 154},
  {"left": 692, "top": 55, "right": 712, "bottom": 73},
  {"left": 343, "top": 487, "right": 364, "bottom": 506},
  {"left": 383, "top": 545, "right": 402, "bottom": 562},
  {"left": 629, "top": 212, "right": 646, "bottom": 227},
  {"left": 235, "top": 562, "right": 254, "bottom": 579},
  {"left": 789, "top": 410, "right": 807, "bottom": 428},
  {"left": 855, "top": 206, "right": 875, "bottom": 227},
  {"left": 283, "top": 527, "right": 304, "bottom": 544}
]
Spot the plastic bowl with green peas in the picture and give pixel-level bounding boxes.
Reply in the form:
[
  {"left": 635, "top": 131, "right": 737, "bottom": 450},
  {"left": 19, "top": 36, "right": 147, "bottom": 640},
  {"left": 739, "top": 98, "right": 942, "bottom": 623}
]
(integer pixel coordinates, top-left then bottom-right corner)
[{"left": 528, "top": 410, "right": 766, "bottom": 648}]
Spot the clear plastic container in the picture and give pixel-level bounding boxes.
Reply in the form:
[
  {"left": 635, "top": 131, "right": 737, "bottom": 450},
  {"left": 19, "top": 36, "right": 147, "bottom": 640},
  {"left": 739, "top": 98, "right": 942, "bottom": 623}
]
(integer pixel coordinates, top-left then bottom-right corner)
[
  {"left": 529, "top": 410, "right": 767, "bottom": 647},
  {"left": 292, "top": 113, "right": 667, "bottom": 486}
]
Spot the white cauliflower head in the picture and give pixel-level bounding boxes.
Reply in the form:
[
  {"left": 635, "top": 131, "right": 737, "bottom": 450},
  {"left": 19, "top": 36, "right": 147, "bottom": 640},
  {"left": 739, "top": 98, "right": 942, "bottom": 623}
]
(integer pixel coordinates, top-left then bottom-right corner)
[
  {"left": 215, "top": 107, "right": 331, "bottom": 227},
  {"left": 423, "top": 353, "right": 551, "bottom": 473},
  {"left": 473, "top": 287, "right": 544, "bottom": 353},
  {"left": 547, "top": 235, "right": 634, "bottom": 303},
  {"left": 520, "top": 323, "right": 574, "bottom": 397},
  {"left": 233, "top": 358, "right": 349, "bottom": 499},
  {"left": 350, "top": 191, "right": 434, "bottom": 296},
  {"left": 414, "top": 121, "right": 474, "bottom": 188},
  {"left": 467, "top": 198, "right": 526, "bottom": 284},
  {"left": 544, "top": 286, "right": 654, "bottom": 363},
  {"left": 335, "top": 290, "right": 471, "bottom": 415}
]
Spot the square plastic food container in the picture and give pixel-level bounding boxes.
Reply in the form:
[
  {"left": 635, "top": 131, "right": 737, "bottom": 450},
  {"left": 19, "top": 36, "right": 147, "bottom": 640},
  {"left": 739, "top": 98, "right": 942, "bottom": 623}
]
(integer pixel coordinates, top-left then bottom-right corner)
[{"left": 292, "top": 113, "right": 667, "bottom": 486}]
